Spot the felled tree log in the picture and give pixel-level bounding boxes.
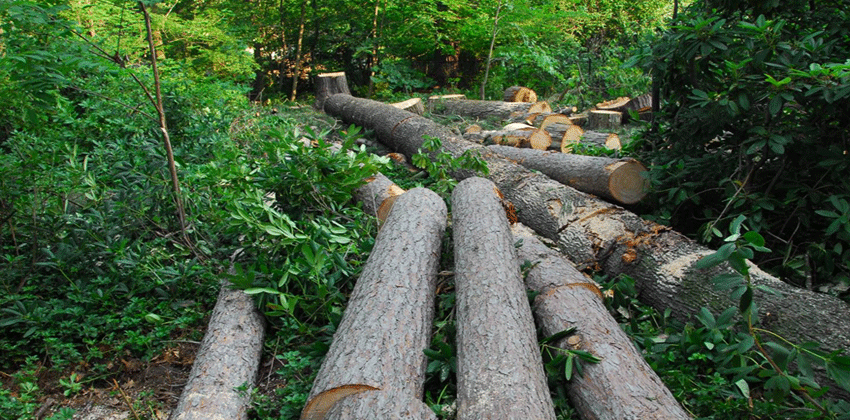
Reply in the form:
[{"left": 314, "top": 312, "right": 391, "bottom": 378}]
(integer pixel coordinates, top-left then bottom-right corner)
[
  {"left": 321, "top": 93, "right": 850, "bottom": 393},
  {"left": 170, "top": 282, "right": 265, "bottom": 420},
  {"left": 354, "top": 172, "right": 406, "bottom": 223},
  {"left": 452, "top": 177, "right": 557, "bottom": 420},
  {"left": 391, "top": 97, "right": 425, "bottom": 115},
  {"left": 511, "top": 112, "right": 573, "bottom": 127},
  {"left": 588, "top": 110, "right": 622, "bottom": 130},
  {"left": 426, "top": 94, "right": 466, "bottom": 112},
  {"left": 512, "top": 223, "right": 692, "bottom": 420},
  {"left": 323, "top": 390, "right": 436, "bottom": 419},
  {"left": 314, "top": 72, "right": 351, "bottom": 110},
  {"left": 503, "top": 86, "right": 538, "bottom": 103},
  {"left": 596, "top": 96, "right": 631, "bottom": 111},
  {"left": 430, "top": 98, "right": 552, "bottom": 120},
  {"left": 487, "top": 145, "right": 647, "bottom": 204},
  {"left": 301, "top": 188, "right": 446, "bottom": 420},
  {"left": 463, "top": 127, "right": 551, "bottom": 150}
]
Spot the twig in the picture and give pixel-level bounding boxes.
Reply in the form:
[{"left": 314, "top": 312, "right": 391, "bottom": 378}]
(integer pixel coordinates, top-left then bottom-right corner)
[{"left": 113, "top": 379, "right": 142, "bottom": 420}]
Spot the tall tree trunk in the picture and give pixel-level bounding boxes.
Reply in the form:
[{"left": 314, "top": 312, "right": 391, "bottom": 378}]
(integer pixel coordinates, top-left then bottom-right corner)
[
  {"left": 289, "top": 0, "right": 308, "bottom": 101},
  {"left": 452, "top": 177, "right": 556, "bottom": 420},
  {"left": 320, "top": 94, "right": 850, "bottom": 396},
  {"left": 479, "top": 0, "right": 503, "bottom": 100},
  {"left": 365, "top": 0, "right": 383, "bottom": 98}
]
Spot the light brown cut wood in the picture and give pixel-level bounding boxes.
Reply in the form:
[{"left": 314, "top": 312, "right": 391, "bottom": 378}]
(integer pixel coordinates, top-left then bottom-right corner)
[
  {"left": 488, "top": 145, "right": 648, "bottom": 204},
  {"left": 463, "top": 127, "right": 550, "bottom": 149},
  {"left": 323, "top": 390, "right": 437, "bottom": 419},
  {"left": 314, "top": 72, "right": 351, "bottom": 111},
  {"left": 588, "top": 110, "right": 622, "bottom": 130},
  {"left": 391, "top": 97, "right": 425, "bottom": 115},
  {"left": 596, "top": 96, "right": 631, "bottom": 111},
  {"left": 354, "top": 172, "right": 405, "bottom": 219},
  {"left": 560, "top": 125, "right": 584, "bottom": 153},
  {"left": 452, "top": 177, "right": 556, "bottom": 420},
  {"left": 503, "top": 85, "right": 538, "bottom": 102},
  {"left": 170, "top": 281, "right": 265, "bottom": 420},
  {"left": 539, "top": 113, "right": 573, "bottom": 130},
  {"left": 320, "top": 94, "right": 850, "bottom": 396},
  {"left": 302, "top": 188, "right": 446, "bottom": 419},
  {"left": 568, "top": 112, "right": 588, "bottom": 126},
  {"left": 512, "top": 223, "right": 691, "bottom": 420}
]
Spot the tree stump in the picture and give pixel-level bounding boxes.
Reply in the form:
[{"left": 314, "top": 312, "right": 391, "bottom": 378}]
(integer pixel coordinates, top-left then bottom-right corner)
[
  {"left": 314, "top": 72, "right": 351, "bottom": 111},
  {"left": 512, "top": 223, "right": 692, "bottom": 420},
  {"left": 391, "top": 97, "right": 425, "bottom": 115},
  {"left": 170, "top": 282, "right": 265, "bottom": 420},
  {"left": 452, "top": 177, "right": 557, "bottom": 420},
  {"left": 503, "top": 86, "right": 538, "bottom": 102},
  {"left": 301, "top": 187, "right": 446, "bottom": 420},
  {"left": 487, "top": 145, "right": 648, "bottom": 204},
  {"left": 588, "top": 110, "right": 622, "bottom": 130}
]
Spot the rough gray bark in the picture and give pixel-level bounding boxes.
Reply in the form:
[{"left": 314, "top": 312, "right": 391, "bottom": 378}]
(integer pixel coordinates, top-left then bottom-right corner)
[
  {"left": 321, "top": 93, "right": 850, "bottom": 396},
  {"left": 354, "top": 172, "right": 405, "bottom": 222},
  {"left": 587, "top": 110, "right": 622, "bottom": 130},
  {"left": 170, "top": 282, "right": 265, "bottom": 420},
  {"left": 301, "top": 188, "right": 446, "bottom": 420},
  {"left": 512, "top": 223, "right": 691, "bottom": 420},
  {"left": 487, "top": 145, "right": 647, "bottom": 204},
  {"left": 314, "top": 72, "right": 351, "bottom": 110},
  {"left": 429, "top": 98, "right": 551, "bottom": 120},
  {"left": 452, "top": 177, "right": 557, "bottom": 420},
  {"left": 324, "top": 390, "right": 436, "bottom": 420}
]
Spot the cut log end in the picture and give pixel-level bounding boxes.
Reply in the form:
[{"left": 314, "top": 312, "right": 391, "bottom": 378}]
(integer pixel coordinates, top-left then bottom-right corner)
[
  {"left": 504, "top": 86, "right": 538, "bottom": 103},
  {"left": 607, "top": 159, "right": 649, "bottom": 204},
  {"left": 391, "top": 98, "right": 425, "bottom": 116},
  {"left": 301, "top": 384, "right": 380, "bottom": 420}
]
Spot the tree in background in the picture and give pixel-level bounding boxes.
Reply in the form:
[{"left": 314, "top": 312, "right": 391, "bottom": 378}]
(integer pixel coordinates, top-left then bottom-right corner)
[{"left": 634, "top": 0, "right": 850, "bottom": 294}]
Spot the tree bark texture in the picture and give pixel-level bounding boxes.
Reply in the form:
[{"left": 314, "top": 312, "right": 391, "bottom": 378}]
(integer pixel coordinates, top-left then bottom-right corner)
[
  {"left": 503, "top": 86, "right": 537, "bottom": 103},
  {"left": 314, "top": 72, "right": 352, "bottom": 110},
  {"left": 452, "top": 177, "right": 557, "bottom": 420},
  {"left": 301, "top": 188, "right": 447, "bottom": 420},
  {"left": 487, "top": 145, "right": 648, "bottom": 204},
  {"left": 587, "top": 110, "right": 622, "bottom": 130},
  {"left": 354, "top": 172, "right": 406, "bottom": 222},
  {"left": 321, "top": 93, "right": 850, "bottom": 394},
  {"left": 511, "top": 223, "right": 692, "bottom": 420},
  {"left": 170, "top": 282, "right": 265, "bottom": 420},
  {"left": 429, "top": 98, "right": 551, "bottom": 120},
  {"left": 324, "top": 390, "right": 436, "bottom": 419}
]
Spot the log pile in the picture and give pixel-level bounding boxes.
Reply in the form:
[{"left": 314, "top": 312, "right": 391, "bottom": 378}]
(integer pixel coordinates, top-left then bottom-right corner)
[
  {"left": 301, "top": 188, "right": 446, "bottom": 420},
  {"left": 320, "top": 93, "right": 850, "bottom": 396}
]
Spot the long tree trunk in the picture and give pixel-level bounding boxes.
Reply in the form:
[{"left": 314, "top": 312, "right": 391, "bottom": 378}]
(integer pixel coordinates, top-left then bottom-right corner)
[
  {"left": 512, "top": 223, "right": 691, "bottom": 419},
  {"left": 301, "top": 188, "right": 445, "bottom": 420},
  {"left": 430, "top": 98, "right": 551, "bottom": 120},
  {"left": 452, "top": 177, "right": 556, "bottom": 420},
  {"left": 289, "top": 0, "right": 308, "bottom": 101},
  {"left": 320, "top": 93, "right": 850, "bottom": 394},
  {"left": 170, "top": 281, "right": 265, "bottom": 420},
  {"left": 486, "top": 145, "right": 647, "bottom": 204}
]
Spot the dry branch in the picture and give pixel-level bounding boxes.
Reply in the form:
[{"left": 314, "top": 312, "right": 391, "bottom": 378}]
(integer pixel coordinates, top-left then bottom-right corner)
[
  {"left": 301, "top": 188, "right": 446, "bottom": 420},
  {"left": 452, "top": 177, "right": 556, "bottom": 420}
]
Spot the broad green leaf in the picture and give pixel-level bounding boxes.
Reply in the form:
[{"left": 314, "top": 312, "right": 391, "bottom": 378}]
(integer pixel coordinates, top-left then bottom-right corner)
[
  {"left": 739, "top": 286, "right": 753, "bottom": 313},
  {"left": 735, "top": 379, "right": 751, "bottom": 399}
]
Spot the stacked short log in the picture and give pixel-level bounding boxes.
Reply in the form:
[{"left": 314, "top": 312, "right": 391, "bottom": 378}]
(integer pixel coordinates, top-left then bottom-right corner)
[
  {"left": 503, "top": 86, "right": 538, "bottom": 103},
  {"left": 452, "top": 177, "right": 557, "bottom": 420},
  {"left": 301, "top": 188, "right": 446, "bottom": 420}
]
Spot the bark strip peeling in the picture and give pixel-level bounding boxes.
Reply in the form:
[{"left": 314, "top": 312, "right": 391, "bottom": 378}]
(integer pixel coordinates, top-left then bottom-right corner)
[
  {"left": 512, "top": 223, "right": 691, "bottom": 419},
  {"left": 321, "top": 94, "right": 850, "bottom": 394},
  {"left": 301, "top": 187, "right": 446, "bottom": 420},
  {"left": 452, "top": 177, "right": 557, "bottom": 420}
]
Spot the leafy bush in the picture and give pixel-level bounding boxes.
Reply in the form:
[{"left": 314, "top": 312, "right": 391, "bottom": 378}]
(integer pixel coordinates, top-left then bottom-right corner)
[{"left": 632, "top": 0, "right": 850, "bottom": 294}]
